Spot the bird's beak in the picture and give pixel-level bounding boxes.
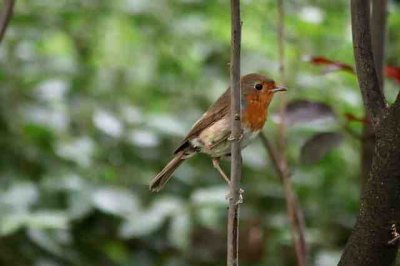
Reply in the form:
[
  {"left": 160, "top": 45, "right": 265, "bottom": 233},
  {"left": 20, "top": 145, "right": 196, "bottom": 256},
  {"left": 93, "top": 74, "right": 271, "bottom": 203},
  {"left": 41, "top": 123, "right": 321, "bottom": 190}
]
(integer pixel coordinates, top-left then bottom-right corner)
[{"left": 271, "top": 85, "right": 287, "bottom": 93}]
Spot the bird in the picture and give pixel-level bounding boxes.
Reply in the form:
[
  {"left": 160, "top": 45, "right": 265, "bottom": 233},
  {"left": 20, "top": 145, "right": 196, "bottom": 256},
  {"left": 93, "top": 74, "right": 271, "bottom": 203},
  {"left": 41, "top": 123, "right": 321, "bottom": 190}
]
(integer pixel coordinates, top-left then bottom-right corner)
[{"left": 149, "top": 73, "right": 286, "bottom": 192}]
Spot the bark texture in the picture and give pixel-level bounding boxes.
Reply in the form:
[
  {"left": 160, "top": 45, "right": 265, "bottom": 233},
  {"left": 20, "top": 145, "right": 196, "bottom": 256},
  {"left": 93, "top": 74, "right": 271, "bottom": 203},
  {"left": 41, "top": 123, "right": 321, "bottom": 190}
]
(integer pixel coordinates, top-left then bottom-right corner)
[{"left": 340, "top": 107, "right": 400, "bottom": 265}]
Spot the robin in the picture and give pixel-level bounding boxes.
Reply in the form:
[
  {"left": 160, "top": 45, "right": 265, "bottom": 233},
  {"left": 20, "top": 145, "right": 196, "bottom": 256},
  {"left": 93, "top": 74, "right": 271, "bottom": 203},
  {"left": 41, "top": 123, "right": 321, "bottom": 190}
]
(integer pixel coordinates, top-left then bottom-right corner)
[{"left": 149, "top": 73, "right": 286, "bottom": 192}]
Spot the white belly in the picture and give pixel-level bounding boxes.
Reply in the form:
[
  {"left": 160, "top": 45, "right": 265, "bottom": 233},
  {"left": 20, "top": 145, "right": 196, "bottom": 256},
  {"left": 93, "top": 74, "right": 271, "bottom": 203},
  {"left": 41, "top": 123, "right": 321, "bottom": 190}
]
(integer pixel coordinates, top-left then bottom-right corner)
[{"left": 189, "top": 125, "right": 260, "bottom": 158}]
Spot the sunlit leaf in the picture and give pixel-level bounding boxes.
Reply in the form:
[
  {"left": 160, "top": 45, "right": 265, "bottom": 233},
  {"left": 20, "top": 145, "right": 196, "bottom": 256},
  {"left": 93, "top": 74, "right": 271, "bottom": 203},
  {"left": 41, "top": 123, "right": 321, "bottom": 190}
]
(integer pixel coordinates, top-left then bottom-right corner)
[
  {"left": 67, "top": 190, "right": 93, "bottom": 219},
  {"left": 55, "top": 137, "right": 95, "bottom": 167},
  {"left": 191, "top": 186, "right": 227, "bottom": 206},
  {"left": 92, "top": 188, "right": 139, "bottom": 217},
  {"left": 1, "top": 182, "right": 39, "bottom": 211},
  {"left": 27, "top": 229, "right": 67, "bottom": 257},
  {"left": 93, "top": 110, "right": 123, "bottom": 138},
  {"left": 0, "top": 213, "right": 26, "bottom": 236},
  {"left": 298, "top": 6, "right": 325, "bottom": 24},
  {"left": 129, "top": 130, "right": 159, "bottom": 148},
  {"left": 168, "top": 212, "right": 190, "bottom": 250},
  {"left": 0, "top": 211, "right": 70, "bottom": 236},
  {"left": 25, "top": 211, "right": 69, "bottom": 230},
  {"left": 119, "top": 196, "right": 183, "bottom": 238},
  {"left": 35, "top": 79, "right": 69, "bottom": 102}
]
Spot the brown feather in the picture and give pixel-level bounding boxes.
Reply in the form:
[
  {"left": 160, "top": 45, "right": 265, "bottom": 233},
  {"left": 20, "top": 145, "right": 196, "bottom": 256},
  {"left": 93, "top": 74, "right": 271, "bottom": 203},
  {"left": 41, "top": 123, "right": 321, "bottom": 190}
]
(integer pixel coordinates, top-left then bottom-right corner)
[
  {"left": 174, "top": 88, "right": 231, "bottom": 154},
  {"left": 149, "top": 151, "right": 185, "bottom": 192}
]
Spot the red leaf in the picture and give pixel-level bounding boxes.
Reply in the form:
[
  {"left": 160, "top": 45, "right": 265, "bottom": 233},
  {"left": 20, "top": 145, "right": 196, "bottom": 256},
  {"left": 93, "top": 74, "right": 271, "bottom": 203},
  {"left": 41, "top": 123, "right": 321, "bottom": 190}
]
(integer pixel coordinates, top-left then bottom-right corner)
[
  {"left": 307, "top": 56, "right": 400, "bottom": 84},
  {"left": 344, "top": 112, "right": 370, "bottom": 125},
  {"left": 307, "top": 56, "right": 355, "bottom": 74},
  {"left": 384, "top": 66, "right": 400, "bottom": 84}
]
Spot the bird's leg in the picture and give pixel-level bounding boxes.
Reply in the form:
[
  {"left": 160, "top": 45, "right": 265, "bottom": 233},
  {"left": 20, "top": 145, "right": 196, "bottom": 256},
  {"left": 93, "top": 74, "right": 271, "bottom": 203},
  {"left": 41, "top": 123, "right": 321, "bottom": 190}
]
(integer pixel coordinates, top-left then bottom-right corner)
[
  {"left": 212, "top": 158, "right": 244, "bottom": 204},
  {"left": 212, "top": 158, "right": 230, "bottom": 184}
]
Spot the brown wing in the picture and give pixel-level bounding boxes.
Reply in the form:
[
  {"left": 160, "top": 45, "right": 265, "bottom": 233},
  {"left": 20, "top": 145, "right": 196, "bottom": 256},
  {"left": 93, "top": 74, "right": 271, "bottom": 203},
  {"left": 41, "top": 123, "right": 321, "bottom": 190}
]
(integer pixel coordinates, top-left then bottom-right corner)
[{"left": 174, "top": 87, "right": 231, "bottom": 154}]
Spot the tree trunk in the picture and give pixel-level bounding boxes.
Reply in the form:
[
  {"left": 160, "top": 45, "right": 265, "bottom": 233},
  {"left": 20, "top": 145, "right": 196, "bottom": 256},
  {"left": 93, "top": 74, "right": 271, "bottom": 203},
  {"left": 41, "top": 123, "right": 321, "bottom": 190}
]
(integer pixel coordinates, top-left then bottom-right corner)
[
  {"left": 339, "top": 106, "right": 400, "bottom": 265},
  {"left": 360, "top": 125, "right": 375, "bottom": 192},
  {"left": 339, "top": 1, "right": 400, "bottom": 265}
]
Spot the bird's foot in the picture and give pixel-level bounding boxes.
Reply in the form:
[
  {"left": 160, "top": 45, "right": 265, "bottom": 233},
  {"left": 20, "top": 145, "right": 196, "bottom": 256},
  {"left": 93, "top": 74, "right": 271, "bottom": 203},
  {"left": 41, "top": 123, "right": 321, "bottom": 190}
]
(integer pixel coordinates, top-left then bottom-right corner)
[
  {"left": 225, "top": 188, "right": 244, "bottom": 205},
  {"left": 228, "top": 130, "right": 244, "bottom": 142}
]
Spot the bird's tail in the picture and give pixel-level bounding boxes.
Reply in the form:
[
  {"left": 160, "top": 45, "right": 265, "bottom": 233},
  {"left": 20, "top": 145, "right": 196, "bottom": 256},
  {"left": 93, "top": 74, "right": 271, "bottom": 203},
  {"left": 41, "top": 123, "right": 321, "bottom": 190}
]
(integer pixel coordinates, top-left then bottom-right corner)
[{"left": 149, "top": 151, "right": 185, "bottom": 192}]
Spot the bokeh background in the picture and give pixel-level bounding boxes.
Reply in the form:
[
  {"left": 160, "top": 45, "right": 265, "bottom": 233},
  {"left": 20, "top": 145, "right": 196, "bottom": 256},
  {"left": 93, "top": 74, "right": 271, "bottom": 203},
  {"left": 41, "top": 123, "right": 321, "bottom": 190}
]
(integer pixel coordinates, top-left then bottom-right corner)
[{"left": 1, "top": 0, "right": 400, "bottom": 265}]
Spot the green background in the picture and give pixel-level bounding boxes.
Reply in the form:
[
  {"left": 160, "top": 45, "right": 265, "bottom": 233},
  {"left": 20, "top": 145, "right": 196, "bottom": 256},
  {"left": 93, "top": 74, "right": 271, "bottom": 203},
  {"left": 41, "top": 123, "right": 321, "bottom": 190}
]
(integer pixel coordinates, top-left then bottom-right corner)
[{"left": 1, "top": 0, "right": 399, "bottom": 265}]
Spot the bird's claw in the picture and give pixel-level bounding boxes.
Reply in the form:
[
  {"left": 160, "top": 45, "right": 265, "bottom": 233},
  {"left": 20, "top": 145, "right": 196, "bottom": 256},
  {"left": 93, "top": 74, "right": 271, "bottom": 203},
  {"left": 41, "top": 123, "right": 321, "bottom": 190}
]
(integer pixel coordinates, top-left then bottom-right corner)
[
  {"left": 225, "top": 188, "right": 244, "bottom": 205},
  {"left": 228, "top": 131, "right": 244, "bottom": 142}
]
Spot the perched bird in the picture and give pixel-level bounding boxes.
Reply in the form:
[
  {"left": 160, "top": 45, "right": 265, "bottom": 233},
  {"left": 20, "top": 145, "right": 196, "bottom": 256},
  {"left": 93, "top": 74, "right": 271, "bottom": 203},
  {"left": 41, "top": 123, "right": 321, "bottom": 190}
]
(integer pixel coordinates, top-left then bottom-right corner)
[{"left": 149, "top": 73, "right": 286, "bottom": 192}]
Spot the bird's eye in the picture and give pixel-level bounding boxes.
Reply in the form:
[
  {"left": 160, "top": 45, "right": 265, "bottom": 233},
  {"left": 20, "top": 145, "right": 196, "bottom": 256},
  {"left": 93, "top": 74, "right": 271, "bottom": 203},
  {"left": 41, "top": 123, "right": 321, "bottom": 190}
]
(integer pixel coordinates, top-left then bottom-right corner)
[{"left": 255, "top": 83, "right": 263, "bottom": 90}]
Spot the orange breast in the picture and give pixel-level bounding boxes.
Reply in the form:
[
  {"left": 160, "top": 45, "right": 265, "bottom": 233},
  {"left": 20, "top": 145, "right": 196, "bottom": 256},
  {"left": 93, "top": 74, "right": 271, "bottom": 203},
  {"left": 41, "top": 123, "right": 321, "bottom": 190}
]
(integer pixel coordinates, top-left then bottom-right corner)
[{"left": 241, "top": 92, "right": 273, "bottom": 131}]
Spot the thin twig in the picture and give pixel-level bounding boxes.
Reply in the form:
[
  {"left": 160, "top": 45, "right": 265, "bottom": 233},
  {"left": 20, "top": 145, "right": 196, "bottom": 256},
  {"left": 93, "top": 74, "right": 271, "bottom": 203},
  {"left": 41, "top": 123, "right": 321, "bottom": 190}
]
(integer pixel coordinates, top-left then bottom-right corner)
[
  {"left": 260, "top": 133, "right": 307, "bottom": 266},
  {"left": 274, "top": 1, "right": 307, "bottom": 265},
  {"left": 227, "top": 0, "right": 242, "bottom": 265},
  {"left": 277, "top": 0, "right": 286, "bottom": 152},
  {"left": 0, "top": 0, "right": 16, "bottom": 43}
]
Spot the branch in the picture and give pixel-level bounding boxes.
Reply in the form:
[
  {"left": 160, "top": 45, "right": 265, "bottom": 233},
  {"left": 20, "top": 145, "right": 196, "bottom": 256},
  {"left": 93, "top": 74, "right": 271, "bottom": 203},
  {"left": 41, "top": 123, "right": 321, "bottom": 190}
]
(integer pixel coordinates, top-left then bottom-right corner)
[
  {"left": 260, "top": 133, "right": 307, "bottom": 266},
  {"left": 227, "top": 0, "right": 242, "bottom": 265},
  {"left": 370, "top": 0, "right": 387, "bottom": 90},
  {"left": 272, "top": 1, "right": 307, "bottom": 265},
  {"left": 351, "top": 0, "right": 386, "bottom": 125},
  {"left": 360, "top": 0, "right": 387, "bottom": 193},
  {"left": 0, "top": 0, "right": 16, "bottom": 44},
  {"left": 277, "top": 0, "right": 286, "bottom": 152}
]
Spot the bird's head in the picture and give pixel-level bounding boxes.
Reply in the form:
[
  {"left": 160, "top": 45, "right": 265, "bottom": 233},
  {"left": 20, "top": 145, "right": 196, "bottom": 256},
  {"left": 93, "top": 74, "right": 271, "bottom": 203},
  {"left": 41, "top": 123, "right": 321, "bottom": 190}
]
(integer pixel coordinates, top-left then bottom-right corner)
[
  {"left": 240, "top": 73, "right": 286, "bottom": 108},
  {"left": 241, "top": 73, "right": 286, "bottom": 96}
]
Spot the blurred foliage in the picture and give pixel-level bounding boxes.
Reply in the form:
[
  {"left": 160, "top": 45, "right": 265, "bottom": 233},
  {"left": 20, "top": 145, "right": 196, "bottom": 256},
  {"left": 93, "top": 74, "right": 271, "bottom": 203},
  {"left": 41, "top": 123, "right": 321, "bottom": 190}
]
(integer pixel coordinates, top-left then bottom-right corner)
[{"left": 0, "top": 0, "right": 399, "bottom": 265}]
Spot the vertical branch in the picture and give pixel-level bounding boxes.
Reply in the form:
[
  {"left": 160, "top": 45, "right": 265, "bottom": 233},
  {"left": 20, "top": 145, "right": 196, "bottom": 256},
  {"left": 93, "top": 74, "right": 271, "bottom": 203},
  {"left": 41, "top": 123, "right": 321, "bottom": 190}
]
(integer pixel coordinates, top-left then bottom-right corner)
[
  {"left": 350, "top": 0, "right": 386, "bottom": 125},
  {"left": 269, "top": 1, "right": 308, "bottom": 265},
  {"left": 227, "top": 0, "right": 242, "bottom": 265},
  {"left": 0, "top": 0, "right": 16, "bottom": 43},
  {"left": 370, "top": 0, "right": 387, "bottom": 91},
  {"left": 361, "top": 0, "right": 387, "bottom": 192},
  {"left": 259, "top": 133, "right": 307, "bottom": 266},
  {"left": 277, "top": 0, "right": 286, "bottom": 152}
]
